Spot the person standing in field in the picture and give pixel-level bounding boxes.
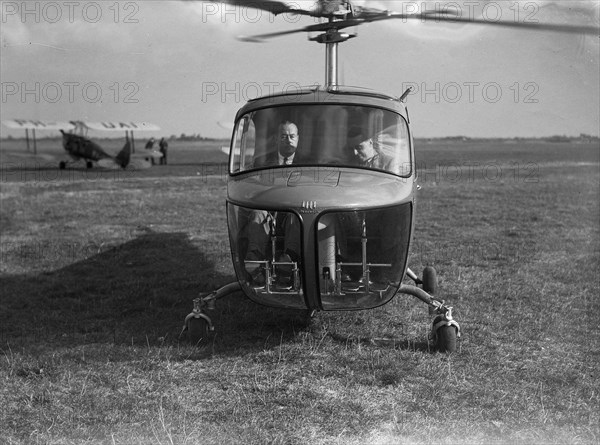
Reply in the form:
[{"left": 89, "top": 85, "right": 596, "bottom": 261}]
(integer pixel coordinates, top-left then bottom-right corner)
[
  {"left": 159, "top": 137, "right": 169, "bottom": 165},
  {"left": 145, "top": 137, "right": 156, "bottom": 165}
]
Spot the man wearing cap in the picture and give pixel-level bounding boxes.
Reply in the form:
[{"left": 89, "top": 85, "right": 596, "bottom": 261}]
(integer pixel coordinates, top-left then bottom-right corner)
[{"left": 352, "top": 133, "right": 395, "bottom": 171}]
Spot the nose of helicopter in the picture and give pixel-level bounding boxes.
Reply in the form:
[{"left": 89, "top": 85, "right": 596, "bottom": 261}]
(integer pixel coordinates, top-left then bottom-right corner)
[{"left": 227, "top": 197, "right": 413, "bottom": 311}]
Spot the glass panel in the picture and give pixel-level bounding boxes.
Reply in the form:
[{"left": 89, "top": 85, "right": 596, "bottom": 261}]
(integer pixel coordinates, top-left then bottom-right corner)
[
  {"left": 227, "top": 203, "right": 306, "bottom": 309},
  {"left": 230, "top": 104, "right": 411, "bottom": 176},
  {"left": 316, "top": 204, "right": 412, "bottom": 310},
  {"left": 230, "top": 118, "right": 243, "bottom": 173},
  {"left": 230, "top": 117, "right": 255, "bottom": 173}
]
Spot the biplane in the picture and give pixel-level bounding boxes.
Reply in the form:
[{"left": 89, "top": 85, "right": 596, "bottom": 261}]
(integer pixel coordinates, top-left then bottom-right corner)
[{"left": 2, "top": 119, "right": 162, "bottom": 169}]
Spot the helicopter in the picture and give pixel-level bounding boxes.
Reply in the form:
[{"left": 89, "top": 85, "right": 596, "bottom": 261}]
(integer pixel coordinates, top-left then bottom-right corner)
[
  {"left": 181, "top": 1, "right": 598, "bottom": 352},
  {"left": 2, "top": 119, "right": 162, "bottom": 169}
]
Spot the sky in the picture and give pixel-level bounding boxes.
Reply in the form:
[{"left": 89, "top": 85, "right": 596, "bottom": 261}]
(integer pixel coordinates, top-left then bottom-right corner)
[{"left": 1, "top": 0, "right": 599, "bottom": 139}]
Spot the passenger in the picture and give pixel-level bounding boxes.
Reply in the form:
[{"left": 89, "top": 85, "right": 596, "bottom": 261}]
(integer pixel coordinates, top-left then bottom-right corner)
[
  {"left": 351, "top": 132, "right": 394, "bottom": 170},
  {"left": 336, "top": 130, "right": 399, "bottom": 283},
  {"left": 244, "top": 121, "right": 302, "bottom": 286}
]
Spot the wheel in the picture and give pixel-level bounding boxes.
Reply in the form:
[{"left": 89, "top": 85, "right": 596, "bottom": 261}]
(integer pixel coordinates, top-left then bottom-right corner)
[
  {"left": 436, "top": 325, "right": 457, "bottom": 353},
  {"left": 422, "top": 266, "right": 437, "bottom": 295},
  {"left": 59, "top": 161, "right": 66, "bottom": 170},
  {"left": 187, "top": 317, "right": 209, "bottom": 345},
  {"left": 432, "top": 315, "right": 457, "bottom": 353}
]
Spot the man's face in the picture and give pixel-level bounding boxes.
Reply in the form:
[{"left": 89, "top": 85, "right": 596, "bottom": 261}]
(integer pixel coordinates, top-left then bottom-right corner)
[
  {"left": 354, "top": 138, "right": 375, "bottom": 164},
  {"left": 277, "top": 123, "right": 299, "bottom": 157}
]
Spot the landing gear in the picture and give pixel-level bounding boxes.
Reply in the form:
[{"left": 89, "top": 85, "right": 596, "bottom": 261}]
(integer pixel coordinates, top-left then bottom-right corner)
[
  {"left": 422, "top": 266, "right": 437, "bottom": 296},
  {"left": 180, "top": 282, "right": 242, "bottom": 345},
  {"left": 187, "top": 316, "right": 209, "bottom": 345},
  {"left": 403, "top": 266, "right": 461, "bottom": 353},
  {"left": 182, "top": 295, "right": 214, "bottom": 345},
  {"left": 183, "top": 270, "right": 461, "bottom": 352},
  {"left": 422, "top": 266, "right": 458, "bottom": 353},
  {"left": 422, "top": 265, "right": 438, "bottom": 317},
  {"left": 432, "top": 314, "right": 458, "bottom": 353}
]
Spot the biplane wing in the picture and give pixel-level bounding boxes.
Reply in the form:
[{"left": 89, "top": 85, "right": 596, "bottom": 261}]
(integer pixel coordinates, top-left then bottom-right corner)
[
  {"left": 2, "top": 119, "right": 76, "bottom": 131},
  {"left": 1, "top": 119, "right": 76, "bottom": 155},
  {"left": 80, "top": 121, "right": 161, "bottom": 132}
]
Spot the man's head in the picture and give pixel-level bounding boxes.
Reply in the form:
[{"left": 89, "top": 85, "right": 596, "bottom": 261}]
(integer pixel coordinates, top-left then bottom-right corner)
[
  {"left": 353, "top": 137, "right": 376, "bottom": 165},
  {"left": 277, "top": 121, "right": 299, "bottom": 157}
]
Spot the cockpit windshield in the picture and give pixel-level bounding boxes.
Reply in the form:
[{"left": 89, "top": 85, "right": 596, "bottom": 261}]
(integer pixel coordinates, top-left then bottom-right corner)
[{"left": 230, "top": 104, "right": 411, "bottom": 177}]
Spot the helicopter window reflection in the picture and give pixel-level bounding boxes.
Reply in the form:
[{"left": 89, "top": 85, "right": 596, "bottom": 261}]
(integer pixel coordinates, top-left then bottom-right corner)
[{"left": 230, "top": 105, "right": 411, "bottom": 176}]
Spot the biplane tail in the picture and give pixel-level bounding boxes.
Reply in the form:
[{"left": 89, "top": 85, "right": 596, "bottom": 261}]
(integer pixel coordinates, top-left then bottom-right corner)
[{"left": 115, "top": 139, "right": 131, "bottom": 168}]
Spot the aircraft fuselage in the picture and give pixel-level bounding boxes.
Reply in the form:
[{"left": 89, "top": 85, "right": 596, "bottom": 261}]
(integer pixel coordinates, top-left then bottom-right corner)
[{"left": 61, "top": 132, "right": 111, "bottom": 162}]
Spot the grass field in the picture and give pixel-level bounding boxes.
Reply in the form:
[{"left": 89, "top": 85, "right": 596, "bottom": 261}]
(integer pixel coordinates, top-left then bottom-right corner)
[{"left": 1, "top": 138, "right": 598, "bottom": 444}]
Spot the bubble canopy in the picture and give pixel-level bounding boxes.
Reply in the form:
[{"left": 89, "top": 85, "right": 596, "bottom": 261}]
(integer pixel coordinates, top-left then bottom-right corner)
[{"left": 230, "top": 91, "right": 412, "bottom": 178}]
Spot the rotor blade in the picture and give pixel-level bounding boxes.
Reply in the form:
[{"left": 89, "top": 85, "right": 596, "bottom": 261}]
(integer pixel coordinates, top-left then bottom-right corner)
[
  {"left": 388, "top": 13, "right": 599, "bottom": 35},
  {"left": 238, "top": 27, "right": 312, "bottom": 42},
  {"left": 204, "top": 0, "right": 348, "bottom": 18},
  {"left": 353, "top": 7, "right": 460, "bottom": 20},
  {"left": 238, "top": 10, "right": 597, "bottom": 41},
  {"left": 238, "top": 16, "right": 380, "bottom": 41},
  {"left": 234, "top": 15, "right": 421, "bottom": 41},
  {"left": 216, "top": 1, "right": 306, "bottom": 16},
  {"left": 341, "top": 10, "right": 598, "bottom": 35}
]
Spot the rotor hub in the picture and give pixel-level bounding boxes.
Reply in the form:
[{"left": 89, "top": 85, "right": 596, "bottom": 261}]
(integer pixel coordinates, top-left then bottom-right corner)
[{"left": 310, "top": 30, "right": 356, "bottom": 44}]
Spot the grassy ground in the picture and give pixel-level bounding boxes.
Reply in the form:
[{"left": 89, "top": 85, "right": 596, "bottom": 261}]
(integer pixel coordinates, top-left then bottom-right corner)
[{"left": 0, "top": 139, "right": 598, "bottom": 444}]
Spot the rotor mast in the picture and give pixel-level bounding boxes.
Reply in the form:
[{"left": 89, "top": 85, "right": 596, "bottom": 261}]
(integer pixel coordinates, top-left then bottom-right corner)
[
  {"left": 310, "top": 18, "right": 355, "bottom": 89},
  {"left": 326, "top": 39, "right": 338, "bottom": 88}
]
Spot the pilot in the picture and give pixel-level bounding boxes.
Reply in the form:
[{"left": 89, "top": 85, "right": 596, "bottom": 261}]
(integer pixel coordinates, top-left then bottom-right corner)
[
  {"left": 253, "top": 121, "right": 300, "bottom": 167},
  {"left": 244, "top": 121, "right": 302, "bottom": 285}
]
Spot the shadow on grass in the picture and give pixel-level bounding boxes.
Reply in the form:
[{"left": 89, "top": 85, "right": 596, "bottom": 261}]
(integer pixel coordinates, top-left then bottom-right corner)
[{"left": 0, "top": 231, "right": 311, "bottom": 355}]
